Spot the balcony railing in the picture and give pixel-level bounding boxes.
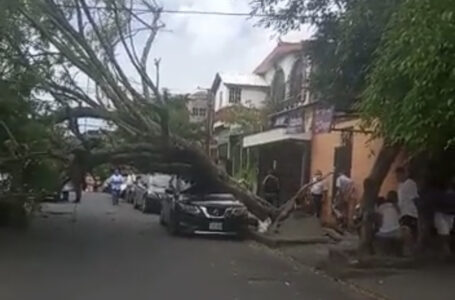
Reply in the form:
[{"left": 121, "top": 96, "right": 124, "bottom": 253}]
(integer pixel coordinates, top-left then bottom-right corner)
[{"left": 268, "top": 106, "right": 306, "bottom": 133}]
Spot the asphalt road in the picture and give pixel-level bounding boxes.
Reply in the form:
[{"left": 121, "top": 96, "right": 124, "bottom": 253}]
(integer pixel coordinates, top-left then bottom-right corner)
[{"left": 0, "top": 193, "right": 366, "bottom": 300}]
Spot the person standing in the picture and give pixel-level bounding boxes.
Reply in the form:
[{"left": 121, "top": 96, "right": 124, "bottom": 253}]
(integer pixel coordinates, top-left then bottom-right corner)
[
  {"left": 395, "top": 167, "right": 419, "bottom": 236},
  {"left": 262, "top": 169, "right": 280, "bottom": 207},
  {"left": 310, "top": 170, "right": 326, "bottom": 218},
  {"left": 108, "top": 169, "right": 124, "bottom": 205},
  {"left": 335, "top": 171, "right": 356, "bottom": 229}
]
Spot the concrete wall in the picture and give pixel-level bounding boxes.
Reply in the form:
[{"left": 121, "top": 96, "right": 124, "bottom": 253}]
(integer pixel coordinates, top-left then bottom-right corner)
[
  {"left": 310, "top": 120, "right": 404, "bottom": 225},
  {"left": 241, "top": 87, "right": 267, "bottom": 108},
  {"left": 311, "top": 131, "right": 401, "bottom": 196},
  {"left": 264, "top": 54, "right": 299, "bottom": 85}
]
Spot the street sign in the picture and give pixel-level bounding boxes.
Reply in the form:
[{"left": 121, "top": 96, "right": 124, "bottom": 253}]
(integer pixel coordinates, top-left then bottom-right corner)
[{"left": 313, "top": 106, "right": 334, "bottom": 134}]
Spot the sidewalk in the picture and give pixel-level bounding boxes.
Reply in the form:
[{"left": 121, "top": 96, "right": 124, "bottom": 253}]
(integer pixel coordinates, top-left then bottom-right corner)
[
  {"left": 249, "top": 213, "right": 331, "bottom": 247},
  {"left": 251, "top": 213, "right": 455, "bottom": 300}
]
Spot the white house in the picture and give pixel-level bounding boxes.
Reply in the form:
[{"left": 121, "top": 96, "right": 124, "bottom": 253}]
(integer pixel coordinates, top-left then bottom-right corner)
[
  {"left": 211, "top": 73, "right": 269, "bottom": 112},
  {"left": 242, "top": 40, "right": 315, "bottom": 202}
]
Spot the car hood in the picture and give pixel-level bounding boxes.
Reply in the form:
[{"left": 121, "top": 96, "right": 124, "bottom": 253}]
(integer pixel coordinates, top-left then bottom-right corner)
[
  {"left": 148, "top": 186, "right": 166, "bottom": 194},
  {"left": 189, "top": 200, "right": 243, "bottom": 207}
]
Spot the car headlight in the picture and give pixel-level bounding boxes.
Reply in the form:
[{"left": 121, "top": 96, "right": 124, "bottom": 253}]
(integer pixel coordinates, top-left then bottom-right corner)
[
  {"left": 227, "top": 207, "right": 248, "bottom": 217},
  {"left": 177, "top": 203, "right": 201, "bottom": 215}
]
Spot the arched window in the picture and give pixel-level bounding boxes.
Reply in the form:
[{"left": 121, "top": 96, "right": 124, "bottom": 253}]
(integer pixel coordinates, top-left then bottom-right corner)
[
  {"left": 289, "top": 59, "right": 304, "bottom": 102},
  {"left": 270, "top": 68, "right": 285, "bottom": 104}
]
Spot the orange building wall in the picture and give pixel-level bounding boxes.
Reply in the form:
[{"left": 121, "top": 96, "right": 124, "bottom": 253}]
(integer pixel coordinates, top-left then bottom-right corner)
[
  {"left": 310, "top": 131, "right": 341, "bottom": 225},
  {"left": 350, "top": 134, "right": 400, "bottom": 197},
  {"left": 310, "top": 131, "right": 340, "bottom": 178},
  {"left": 310, "top": 122, "right": 404, "bottom": 225}
]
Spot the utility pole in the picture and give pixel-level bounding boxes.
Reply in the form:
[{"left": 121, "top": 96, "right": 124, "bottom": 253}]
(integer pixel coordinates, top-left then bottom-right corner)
[{"left": 205, "top": 90, "right": 214, "bottom": 157}]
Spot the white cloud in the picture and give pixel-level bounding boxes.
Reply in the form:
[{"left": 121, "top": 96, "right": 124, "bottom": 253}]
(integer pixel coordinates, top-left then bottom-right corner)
[{"left": 122, "top": 0, "right": 310, "bottom": 93}]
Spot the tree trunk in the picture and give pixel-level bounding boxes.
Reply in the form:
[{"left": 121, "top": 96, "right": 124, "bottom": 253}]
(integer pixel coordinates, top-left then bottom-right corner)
[
  {"left": 268, "top": 172, "right": 333, "bottom": 233},
  {"left": 359, "top": 144, "right": 400, "bottom": 254},
  {"left": 170, "top": 140, "right": 278, "bottom": 221}
]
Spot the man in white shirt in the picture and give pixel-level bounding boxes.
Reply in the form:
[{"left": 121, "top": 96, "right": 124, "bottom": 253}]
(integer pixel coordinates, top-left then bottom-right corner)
[
  {"left": 334, "top": 171, "right": 356, "bottom": 229},
  {"left": 310, "top": 170, "right": 326, "bottom": 218},
  {"left": 107, "top": 169, "right": 124, "bottom": 205},
  {"left": 396, "top": 167, "right": 419, "bottom": 237}
]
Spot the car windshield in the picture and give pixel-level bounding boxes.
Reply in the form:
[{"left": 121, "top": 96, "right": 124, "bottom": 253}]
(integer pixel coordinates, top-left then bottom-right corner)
[{"left": 149, "top": 174, "right": 171, "bottom": 188}]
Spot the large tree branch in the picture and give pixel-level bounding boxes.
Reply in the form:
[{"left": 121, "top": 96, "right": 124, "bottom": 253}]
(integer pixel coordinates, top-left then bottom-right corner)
[
  {"left": 52, "top": 106, "right": 114, "bottom": 123},
  {"left": 111, "top": 2, "right": 162, "bottom": 100}
]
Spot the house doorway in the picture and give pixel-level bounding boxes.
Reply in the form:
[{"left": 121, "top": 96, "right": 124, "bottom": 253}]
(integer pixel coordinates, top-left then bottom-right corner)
[{"left": 332, "top": 130, "right": 353, "bottom": 198}]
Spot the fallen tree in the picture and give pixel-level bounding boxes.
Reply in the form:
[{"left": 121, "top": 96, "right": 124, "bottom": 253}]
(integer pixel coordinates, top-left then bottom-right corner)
[
  {"left": 4, "top": 0, "right": 278, "bottom": 220},
  {"left": 268, "top": 172, "right": 333, "bottom": 233}
]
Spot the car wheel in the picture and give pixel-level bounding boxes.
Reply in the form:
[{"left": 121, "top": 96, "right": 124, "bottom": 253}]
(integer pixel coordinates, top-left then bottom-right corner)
[
  {"left": 159, "top": 211, "right": 166, "bottom": 226},
  {"left": 150, "top": 199, "right": 161, "bottom": 215},
  {"left": 133, "top": 197, "right": 139, "bottom": 209},
  {"left": 141, "top": 197, "right": 149, "bottom": 213},
  {"left": 167, "top": 215, "right": 180, "bottom": 236}
]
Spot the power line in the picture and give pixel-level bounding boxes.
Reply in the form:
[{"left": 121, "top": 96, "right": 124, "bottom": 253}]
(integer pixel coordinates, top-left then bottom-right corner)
[
  {"left": 55, "top": 4, "right": 277, "bottom": 18},
  {"left": 161, "top": 9, "right": 266, "bottom": 17}
]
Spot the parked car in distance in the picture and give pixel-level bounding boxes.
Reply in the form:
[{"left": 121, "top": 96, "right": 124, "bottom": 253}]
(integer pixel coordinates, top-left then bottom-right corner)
[
  {"left": 133, "top": 174, "right": 171, "bottom": 214},
  {"left": 160, "top": 183, "right": 249, "bottom": 237}
]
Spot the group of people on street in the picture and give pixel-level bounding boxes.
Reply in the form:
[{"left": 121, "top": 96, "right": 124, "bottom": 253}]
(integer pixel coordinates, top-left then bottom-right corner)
[
  {"left": 309, "top": 169, "right": 357, "bottom": 229},
  {"left": 265, "top": 163, "right": 454, "bottom": 256},
  {"left": 373, "top": 167, "right": 455, "bottom": 255}
]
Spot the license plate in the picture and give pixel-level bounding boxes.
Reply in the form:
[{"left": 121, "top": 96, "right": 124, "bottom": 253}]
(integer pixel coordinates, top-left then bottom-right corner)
[{"left": 209, "top": 222, "right": 223, "bottom": 231}]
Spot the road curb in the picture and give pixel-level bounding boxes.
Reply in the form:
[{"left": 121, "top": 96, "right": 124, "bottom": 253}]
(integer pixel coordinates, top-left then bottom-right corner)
[{"left": 247, "top": 230, "right": 330, "bottom": 248}]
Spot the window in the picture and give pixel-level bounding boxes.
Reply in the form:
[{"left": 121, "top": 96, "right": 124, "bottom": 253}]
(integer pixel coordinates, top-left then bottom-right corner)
[
  {"left": 229, "top": 87, "right": 241, "bottom": 104},
  {"left": 192, "top": 107, "right": 198, "bottom": 116},
  {"left": 289, "top": 59, "right": 304, "bottom": 102},
  {"left": 271, "top": 68, "right": 285, "bottom": 103},
  {"left": 199, "top": 108, "right": 207, "bottom": 116}
]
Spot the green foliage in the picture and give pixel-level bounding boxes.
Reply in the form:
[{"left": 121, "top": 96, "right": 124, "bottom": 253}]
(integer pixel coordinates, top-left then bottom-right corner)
[
  {"left": 220, "top": 105, "right": 265, "bottom": 134},
  {"left": 0, "top": 82, "right": 63, "bottom": 193},
  {"left": 361, "top": 0, "right": 455, "bottom": 151},
  {"left": 234, "top": 163, "right": 258, "bottom": 192},
  {"left": 165, "top": 94, "right": 206, "bottom": 144},
  {"left": 309, "top": 0, "right": 402, "bottom": 109}
]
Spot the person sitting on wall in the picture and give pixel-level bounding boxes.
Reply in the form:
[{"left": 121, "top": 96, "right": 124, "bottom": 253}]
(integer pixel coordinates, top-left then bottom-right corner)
[
  {"left": 375, "top": 191, "right": 403, "bottom": 255},
  {"left": 434, "top": 177, "right": 455, "bottom": 255},
  {"left": 262, "top": 169, "right": 280, "bottom": 208},
  {"left": 419, "top": 176, "right": 455, "bottom": 256}
]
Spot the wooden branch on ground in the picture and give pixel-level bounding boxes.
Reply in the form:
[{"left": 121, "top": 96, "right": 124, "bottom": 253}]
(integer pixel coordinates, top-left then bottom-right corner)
[{"left": 268, "top": 172, "right": 334, "bottom": 233}]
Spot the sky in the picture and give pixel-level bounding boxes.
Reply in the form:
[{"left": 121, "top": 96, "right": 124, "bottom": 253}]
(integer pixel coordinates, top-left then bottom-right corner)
[
  {"left": 134, "top": 0, "right": 309, "bottom": 94},
  {"left": 80, "top": 0, "right": 310, "bottom": 131}
]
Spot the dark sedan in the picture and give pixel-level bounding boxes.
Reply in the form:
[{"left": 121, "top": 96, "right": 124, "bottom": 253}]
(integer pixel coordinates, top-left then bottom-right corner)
[{"left": 160, "top": 192, "right": 249, "bottom": 237}]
